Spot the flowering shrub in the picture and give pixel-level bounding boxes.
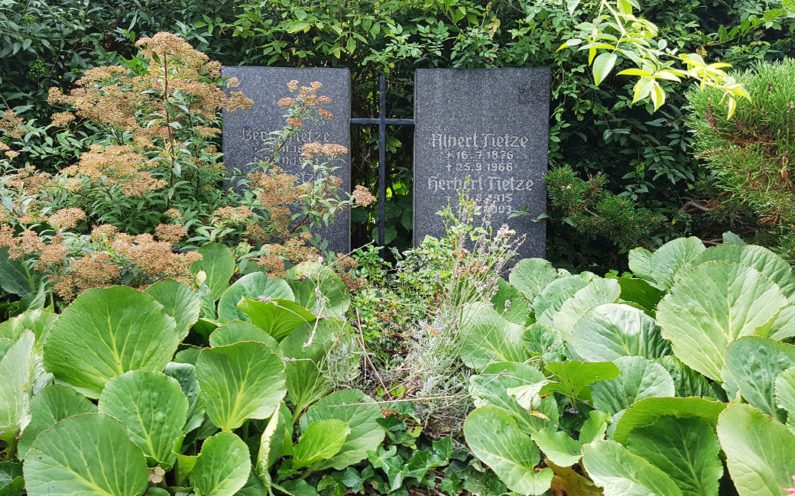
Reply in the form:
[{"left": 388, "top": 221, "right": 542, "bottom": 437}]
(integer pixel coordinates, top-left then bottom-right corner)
[{"left": 0, "top": 33, "right": 373, "bottom": 311}]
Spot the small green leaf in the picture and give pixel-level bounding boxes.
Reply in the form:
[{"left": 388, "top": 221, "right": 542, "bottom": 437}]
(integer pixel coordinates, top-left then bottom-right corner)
[
  {"left": 293, "top": 419, "right": 350, "bottom": 469},
  {"left": 145, "top": 279, "right": 201, "bottom": 341},
  {"left": 723, "top": 337, "right": 795, "bottom": 420},
  {"left": 591, "top": 356, "right": 674, "bottom": 415},
  {"left": 238, "top": 298, "right": 316, "bottom": 341},
  {"left": 543, "top": 360, "right": 620, "bottom": 402},
  {"left": 217, "top": 272, "right": 293, "bottom": 323},
  {"left": 190, "top": 243, "right": 235, "bottom": 302},
  {"left": 191, "top": 432, "right": 251, "bottom": 496},
  {"left": 300, "top": 389, "right": 384, "bottom": 470},
  {"left": 460, "top": 304, "right": 530, "bottom": 370},
  {"left": 0, "top": 331, "right": 35, "bottom": 445},
  {"left": 592, "top": 52, "right": 618, "bottom": 86},
  {"left": 209, "top": 320, "right": 280, "bottom": 350},
  {"left": 570, "top": 304, "right": 669, "bottom": 361}
]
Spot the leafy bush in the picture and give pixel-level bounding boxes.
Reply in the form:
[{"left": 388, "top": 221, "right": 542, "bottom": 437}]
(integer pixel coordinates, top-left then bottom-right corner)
[
  {"left": 462, "top": 235, "right": 795, "bottom": 495},
  {"left": 0, "top": 255, "right": 390, "bottom": 495},
  {"left": 686, "top": 58, "right": 795, "bottom": 261},
  {"left": 0, "top": 35, "right": 372, "bottom": 315}
]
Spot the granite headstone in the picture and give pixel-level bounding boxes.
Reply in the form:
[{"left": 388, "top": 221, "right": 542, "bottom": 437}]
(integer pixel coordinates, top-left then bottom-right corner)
[
  {"left": 413, "top": 68, "right": 550, "bottom": 259},
  {"left": 222, "top": 66, "right": 351, "bottom": 254}
]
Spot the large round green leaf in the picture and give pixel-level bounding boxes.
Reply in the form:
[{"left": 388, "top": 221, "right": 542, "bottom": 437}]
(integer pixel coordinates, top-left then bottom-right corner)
[
  {"left": 591, "top": 356, "right": 674, "bottom": 415},
  {"left": 238, "top": 298, "right": 316, "bottom": 342},
  {"left": 717, "top": 403, "right": 795, "bottom": 496},
  {"left": 190, "top": 432, "right": 250, "bottom": 496},
  {"left": 469, "top": 361, "right": 558, "bottom": 432},
  {"left": 0, "top": 309, "right": 57, "bottom": 344},
  {"left": 688, "top": 243, "right": 795, "bottom": 299},
  {"left": 218, "top": 272, "right": 294, "bottom": 323},
  {"left": 43, "top": 287, "right": 178, "bottom": 398},
  {"left": 0, "top": 331, "right": 34, "bottom": 444},
  {"left": 208, "top": 320, "right": 280, "bottom": 351},
  {"left": 464, "top": 406, "right": 553, "bottom": 495},
  {"left": 629, "top": 236, "right": 705, "bottom": 291},
  {"left": 613, "top": 397, "right": 726, "bottom": 444},
  {"left": 300, "top": 389, "right": 383, "bottom": 470},
  {"left": 145, "top": 279, "right": 201, "bottom": 341},
  {"left": 723, "top": 337, "right": 795, "bottom": 420},
  {"left": 533, "top": 275, "right": 588, "bottom": 326},
  {"left": 16, "top": 385, "right": 96, "bottom": 459},
  {"left": 491, "top": 278, "right": 529, "bottom": 325},
  {"left": 657, "top": 261, "right": 788, "bottom": 381},
  {"left": 190, "top": 243, "right": 235, "bottom": 302},
  {"left": 23, "top": 413, "right": 148, "bottom": 496},
  {"left": 293, "top": 419, "right": 349, "bottom": 469},
  {"left": 280, "top": 321, "right": 336, "bottom": 418},
  {"left": 570, "top": 303, "right": 669, "bottom": 361},
  {"left": 508, "top": 258, "right": 563, "bottom": 302},
  {"left": 98, "top": 371, "right": 188, "bottom": 467},
  {"left": 460, "top": 304, "right": 529, "bottom": 370},
  {"left": 552, "top": 278, "right": 621, "bottom": 344},
  {"left": 582, "top": 440, "right": 682, "bottom": 496},
  {"left": 196, "top": 341, "right": 286, "bottom": 431},
  {"left": 626, "top": 416, "right": 723, "bottom": 496}
]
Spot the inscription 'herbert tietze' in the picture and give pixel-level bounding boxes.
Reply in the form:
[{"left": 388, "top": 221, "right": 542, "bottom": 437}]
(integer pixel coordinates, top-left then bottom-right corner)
[{"left": 413, "top": 68, "right": 551, "bottom": 260}]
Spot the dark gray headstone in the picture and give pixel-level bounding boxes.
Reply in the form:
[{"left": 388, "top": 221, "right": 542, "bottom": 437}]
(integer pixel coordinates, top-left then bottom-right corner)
[
  {"left": 413, "top": 68, "right": 550, "bottom": 259},
  {"left": 222, "top": 67, "right": 351, "bottom": 254}
]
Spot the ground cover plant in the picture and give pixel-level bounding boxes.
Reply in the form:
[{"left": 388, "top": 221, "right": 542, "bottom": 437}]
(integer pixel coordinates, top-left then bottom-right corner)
[{"left": 0, "top": 2, "right": 794, "bottom": 495}]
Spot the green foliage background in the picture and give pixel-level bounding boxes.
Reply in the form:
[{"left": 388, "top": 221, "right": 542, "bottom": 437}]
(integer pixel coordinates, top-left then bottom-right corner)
[{"left": 1, "top": 0, "right": 794, "bottom": 269}]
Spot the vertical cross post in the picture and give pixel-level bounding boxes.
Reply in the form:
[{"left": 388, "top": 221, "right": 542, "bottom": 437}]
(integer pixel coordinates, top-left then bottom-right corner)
[{"left": 350, "top": 76, "right": 414, "bottom": 247}]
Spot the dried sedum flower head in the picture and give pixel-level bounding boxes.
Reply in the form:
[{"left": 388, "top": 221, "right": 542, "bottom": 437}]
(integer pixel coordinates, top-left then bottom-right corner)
[
  {"left": 155, "top": 223, "right": 188, "bottom": 244},
  {"left": 49, "top": 208, "right": 86, "bottom": 229},
  {"left": 50, "top": 111, "right": 76, "bottom": 127},
  {"left": 0, "top": 110, "right": 24, "bottom": 138},
  {"left": 352, "top": 185, "right": 376, "bottom": 207},
  {"left": 212, "top": 206, "right": 253, "bottom": 224}
]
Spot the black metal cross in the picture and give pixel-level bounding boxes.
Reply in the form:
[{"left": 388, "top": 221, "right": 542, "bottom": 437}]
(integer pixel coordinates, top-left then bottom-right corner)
[{"left": 350, "top": 76, "right": 414, "bottom": 246}]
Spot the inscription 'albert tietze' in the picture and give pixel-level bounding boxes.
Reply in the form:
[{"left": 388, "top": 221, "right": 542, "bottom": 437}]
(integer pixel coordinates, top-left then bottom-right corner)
[{"left": 431, "top": 133, "right": 529, "bottom": 148}]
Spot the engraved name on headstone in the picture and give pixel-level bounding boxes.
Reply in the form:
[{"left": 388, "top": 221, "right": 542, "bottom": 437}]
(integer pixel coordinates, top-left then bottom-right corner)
[
  {"left": 222, "top": 66, "right": 351, "bottom": 254},
  {"left": 413, "top": 68, "right": 550, "bottom": 259}
]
